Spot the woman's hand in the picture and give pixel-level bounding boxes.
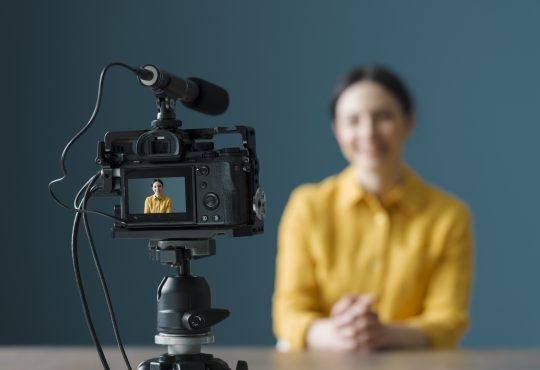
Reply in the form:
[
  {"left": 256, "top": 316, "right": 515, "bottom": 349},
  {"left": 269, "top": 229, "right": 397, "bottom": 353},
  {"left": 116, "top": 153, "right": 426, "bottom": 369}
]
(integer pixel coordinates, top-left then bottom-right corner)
[
  {"left": 306, "top": 294, "right": 386, "bottom": 351},
  {"left": 306, "top": 294, "right": 428, "bottom": 352}
]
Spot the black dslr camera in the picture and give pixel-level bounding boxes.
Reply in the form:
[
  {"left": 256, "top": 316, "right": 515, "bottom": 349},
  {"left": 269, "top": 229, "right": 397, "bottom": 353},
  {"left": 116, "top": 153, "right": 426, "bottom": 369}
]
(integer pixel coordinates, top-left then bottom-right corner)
[{"left": 95, "top": 65, "right": 265, "bottom": 240}]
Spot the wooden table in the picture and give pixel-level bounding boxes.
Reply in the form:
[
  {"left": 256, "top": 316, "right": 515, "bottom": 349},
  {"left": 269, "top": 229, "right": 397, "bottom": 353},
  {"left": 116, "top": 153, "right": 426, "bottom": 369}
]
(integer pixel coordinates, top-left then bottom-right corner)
[{"left": 0, "top": 346, "right": 539, "bottom": 370}]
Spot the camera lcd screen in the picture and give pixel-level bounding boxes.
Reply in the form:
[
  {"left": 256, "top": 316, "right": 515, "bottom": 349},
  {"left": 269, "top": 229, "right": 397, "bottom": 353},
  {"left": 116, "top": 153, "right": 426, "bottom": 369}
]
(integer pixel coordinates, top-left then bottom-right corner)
[
  {"left": 128, "top": 177, "right": 186, "bottom": 213},
  {"left": 122, "top": 167, "right": 195, "bottom": 225}
]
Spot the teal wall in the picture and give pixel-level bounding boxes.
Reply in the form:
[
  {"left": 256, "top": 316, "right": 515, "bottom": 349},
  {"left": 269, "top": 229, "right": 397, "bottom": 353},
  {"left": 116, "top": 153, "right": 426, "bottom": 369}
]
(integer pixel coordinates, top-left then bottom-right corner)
[{"left": 2, "top": 0, "right": 539, "bottom": 348}]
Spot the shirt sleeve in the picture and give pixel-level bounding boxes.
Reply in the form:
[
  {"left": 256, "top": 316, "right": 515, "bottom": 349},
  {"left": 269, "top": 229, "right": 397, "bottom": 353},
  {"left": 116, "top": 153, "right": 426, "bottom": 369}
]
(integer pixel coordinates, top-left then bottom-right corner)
[
  {"left": 401, "top": 204, "right": 474, "bottom": 348},
  {"left": 165, "top": 197, "right": 172, "bottom": 213},
  {"left": 144, "top": 197, "right": 150, "bottom": 214},
  {"left": 272, "top": 187, "right": 324, "bottom": 351}
]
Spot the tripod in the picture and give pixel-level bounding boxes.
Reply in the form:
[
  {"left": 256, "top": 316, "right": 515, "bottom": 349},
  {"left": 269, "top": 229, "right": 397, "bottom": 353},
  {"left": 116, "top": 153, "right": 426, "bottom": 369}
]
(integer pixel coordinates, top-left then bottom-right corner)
[{"left": 137, "top": 239, "right": 248, "bottom": 370}]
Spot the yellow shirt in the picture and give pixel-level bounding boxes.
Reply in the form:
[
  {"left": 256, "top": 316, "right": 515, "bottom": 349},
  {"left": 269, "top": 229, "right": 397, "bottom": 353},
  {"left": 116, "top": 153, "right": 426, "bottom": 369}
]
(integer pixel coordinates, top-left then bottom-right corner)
[
  {"left": 272, "top": 165, "right": 473, "bottom": 351},
  {"left": 144, "top": 194, "right": 173, "bottom": 214}
]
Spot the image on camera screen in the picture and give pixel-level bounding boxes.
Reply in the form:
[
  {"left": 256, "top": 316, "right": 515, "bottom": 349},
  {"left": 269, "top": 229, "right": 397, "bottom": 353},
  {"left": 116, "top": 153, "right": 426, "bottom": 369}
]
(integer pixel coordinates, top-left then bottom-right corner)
[
  {"left": 127, "top": 177, "right": 187, "bottom": 214},
  {"left": 121, "top": 166, "right": 195, "bottom": 226}
]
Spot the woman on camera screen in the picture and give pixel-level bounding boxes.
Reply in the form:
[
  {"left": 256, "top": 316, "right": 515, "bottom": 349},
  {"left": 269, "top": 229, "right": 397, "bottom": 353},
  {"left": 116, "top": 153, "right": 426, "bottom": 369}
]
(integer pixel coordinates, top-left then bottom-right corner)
[
  {"left": 144, "top": 178, "right": 173, "bottom": 214},
  {"left": 272, "top": 66, "right": 473, "bottom": 352}
]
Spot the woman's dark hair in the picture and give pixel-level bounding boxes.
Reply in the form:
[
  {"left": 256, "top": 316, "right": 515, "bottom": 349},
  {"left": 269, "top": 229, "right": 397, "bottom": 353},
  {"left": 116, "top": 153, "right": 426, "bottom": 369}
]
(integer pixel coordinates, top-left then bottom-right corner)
[
  {"left": 330, "top": 65, "right": 414, "bottom": 119},
  {"left": 152, "top": 179, "right": 164, "bottom": 187}
]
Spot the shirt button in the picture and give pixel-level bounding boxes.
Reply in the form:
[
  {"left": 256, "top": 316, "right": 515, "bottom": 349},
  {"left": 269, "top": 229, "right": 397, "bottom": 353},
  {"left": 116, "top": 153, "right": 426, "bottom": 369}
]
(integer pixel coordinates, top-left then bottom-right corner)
[{"left": 374, "top": 213, "right": 387, "bottom": 225}]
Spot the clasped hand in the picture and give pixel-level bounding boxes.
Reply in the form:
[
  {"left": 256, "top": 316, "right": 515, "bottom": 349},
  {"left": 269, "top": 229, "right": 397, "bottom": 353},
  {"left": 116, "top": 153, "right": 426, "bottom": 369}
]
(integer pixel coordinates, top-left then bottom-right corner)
[{"left": 306, "top": 294, "right": 390, "bottom": 352}]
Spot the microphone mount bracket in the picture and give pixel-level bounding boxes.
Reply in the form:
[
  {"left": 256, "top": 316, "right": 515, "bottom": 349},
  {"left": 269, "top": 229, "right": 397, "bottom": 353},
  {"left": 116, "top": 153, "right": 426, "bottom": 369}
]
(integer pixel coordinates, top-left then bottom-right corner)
[{"left": 151, "top": 96, "right": 182, "bottom": 130}]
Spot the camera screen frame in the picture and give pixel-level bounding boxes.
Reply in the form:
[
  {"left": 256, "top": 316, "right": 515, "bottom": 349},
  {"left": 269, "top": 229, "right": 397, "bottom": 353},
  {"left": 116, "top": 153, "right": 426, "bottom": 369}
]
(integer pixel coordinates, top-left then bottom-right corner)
[{"left": 121, "top": 166, "right": 196, "bottom": 226}]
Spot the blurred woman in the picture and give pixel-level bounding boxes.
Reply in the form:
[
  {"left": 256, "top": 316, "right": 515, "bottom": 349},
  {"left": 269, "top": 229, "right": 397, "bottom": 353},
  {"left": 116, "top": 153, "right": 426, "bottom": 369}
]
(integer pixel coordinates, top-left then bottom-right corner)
[{"left": 272, "top": 66, "right": 473, "bottom": 352}]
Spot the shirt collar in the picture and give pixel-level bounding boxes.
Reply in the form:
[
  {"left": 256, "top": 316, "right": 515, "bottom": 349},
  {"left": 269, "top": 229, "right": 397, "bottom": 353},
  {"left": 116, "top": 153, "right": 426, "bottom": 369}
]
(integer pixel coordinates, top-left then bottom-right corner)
[
  {"left": 337, "top": 164, "right": 425, "bottom": 213},
  {"left": 153, "top": 194, "right": 164, "bottom": 200}
]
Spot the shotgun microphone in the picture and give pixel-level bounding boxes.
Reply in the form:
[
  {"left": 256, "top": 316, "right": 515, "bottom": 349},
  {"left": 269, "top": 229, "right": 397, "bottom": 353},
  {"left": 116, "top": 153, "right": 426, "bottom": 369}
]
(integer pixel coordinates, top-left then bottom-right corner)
[{"left": 137, "top": 64, "right": 229, "bottom": 116}]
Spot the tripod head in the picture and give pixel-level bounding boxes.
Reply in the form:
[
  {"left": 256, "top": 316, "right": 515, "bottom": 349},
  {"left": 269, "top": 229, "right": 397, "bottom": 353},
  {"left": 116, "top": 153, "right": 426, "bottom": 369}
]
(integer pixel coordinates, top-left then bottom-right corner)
[{"left": 149, "top": 239, "right": 229, "bottom": 356}]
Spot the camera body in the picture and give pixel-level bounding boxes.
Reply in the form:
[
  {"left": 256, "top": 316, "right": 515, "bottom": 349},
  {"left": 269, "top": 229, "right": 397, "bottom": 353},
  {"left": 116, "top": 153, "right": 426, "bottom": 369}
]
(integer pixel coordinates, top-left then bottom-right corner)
[{"left": 95, "top": 125, "right": 265, "bottom": 240}]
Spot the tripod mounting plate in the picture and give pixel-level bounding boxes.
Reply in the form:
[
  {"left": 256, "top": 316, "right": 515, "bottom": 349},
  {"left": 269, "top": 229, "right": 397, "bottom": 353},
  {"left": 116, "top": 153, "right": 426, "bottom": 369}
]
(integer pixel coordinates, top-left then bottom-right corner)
[{"left": 150, "top": 239, "right": 216, "bottom": 266}]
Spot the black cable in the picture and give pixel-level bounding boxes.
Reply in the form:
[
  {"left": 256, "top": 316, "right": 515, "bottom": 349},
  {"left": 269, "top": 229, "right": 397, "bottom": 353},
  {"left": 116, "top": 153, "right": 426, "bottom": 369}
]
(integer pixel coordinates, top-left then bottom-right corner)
[
  {"left": 71, "top": 172, "right": 118, "bottom": 223},
  {"left": 48, "top": 62, "right": 138, "bottom": 223},
  {"left": 73, "top": 174, "right": 132, "bottom": 369},
  {"left": 81, "top": 188, "right": 132, "bottom": 370},
  {"left": 52, "top": 62, "right": 142, "bottom": 369},
  {"left": 74, "top": 176, "right": 97, "bottom": 209},
  {"left": 72, "top": 175, "right": 110, "bottom": 370}
]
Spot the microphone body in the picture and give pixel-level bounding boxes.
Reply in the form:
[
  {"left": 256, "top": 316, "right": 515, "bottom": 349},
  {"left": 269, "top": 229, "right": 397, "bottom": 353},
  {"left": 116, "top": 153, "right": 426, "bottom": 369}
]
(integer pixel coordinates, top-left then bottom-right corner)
[{"left": 138, "top": 65, "right": 229, "bottom": 116}]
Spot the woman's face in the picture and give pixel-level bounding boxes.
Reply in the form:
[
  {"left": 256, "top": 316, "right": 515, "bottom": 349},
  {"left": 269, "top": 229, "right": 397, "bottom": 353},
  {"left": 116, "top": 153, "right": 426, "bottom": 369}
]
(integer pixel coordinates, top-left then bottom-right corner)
[
  {"left": 152, "top": 181, "right": 163, "bottom": 197},
  {"left": 333, "top": 80, "right": 414, "bottom": 172}
]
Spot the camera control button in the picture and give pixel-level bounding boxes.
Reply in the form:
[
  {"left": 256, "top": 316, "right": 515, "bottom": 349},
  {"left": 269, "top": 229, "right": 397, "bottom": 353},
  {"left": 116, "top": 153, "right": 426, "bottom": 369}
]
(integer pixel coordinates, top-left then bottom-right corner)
[
  {"left": 203, "top": 193, "right": 220, "bottom": 210},
  {"left": 212, "top": 215, "right": 220, "bottom": 222},
  {"left": 200, "top": 181, "right": 207, "bottom": 189},
  {"left": 197, "top": 166, "right": 210, "bottom": 176},
  {"left": 201, "top": 215, "right": 208, "bottom": 222}
]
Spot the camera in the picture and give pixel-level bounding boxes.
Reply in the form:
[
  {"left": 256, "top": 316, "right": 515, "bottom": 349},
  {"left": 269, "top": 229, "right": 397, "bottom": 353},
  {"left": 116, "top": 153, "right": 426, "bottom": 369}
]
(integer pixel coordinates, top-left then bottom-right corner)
[
  {"left": 96, "top": 124, "right": 265, "bottom": 239},
  {"left": 89, "top": 64, "right": 265, "bottom": 241}
]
